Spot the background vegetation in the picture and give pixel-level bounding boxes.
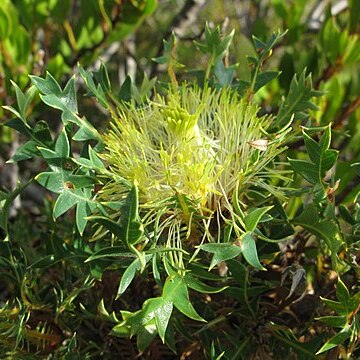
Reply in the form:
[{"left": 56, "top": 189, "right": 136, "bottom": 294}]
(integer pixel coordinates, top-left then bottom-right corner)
[{"left": 0, "top": 0, "right": 359, "bottom": 359}]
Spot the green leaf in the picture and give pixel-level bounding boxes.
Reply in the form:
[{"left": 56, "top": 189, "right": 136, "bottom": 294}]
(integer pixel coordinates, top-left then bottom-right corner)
[
  {"left": 119, "top": 76, "right": 132, "bottom": 102},
  {"left": 321, "top": 298, "right": 347, "bottom": 315},
  {"left": 87, "top": 216, "right": 124, "bottom": 239},
  {"left": 53, "top": 190, "right": 79, "bottom": 219},
  {"left": 36, "top": 171, "right": 67, "bottom": 193},
  {"left": 88, "top": 189, "right": 143, "bottom": 243},
  {"left": 55, "top": 128, "right": 70, "bottom": 157},
  {"left": 35, "top": 171, "right": 94, "bottom": 193},
  {"left": 9, "top": 81, "right": 37, "bottom": 121},
  {"left": 243, "top": 206, "right": 273, "bottom": 232},
  {"left": 291, "top": 126, "right": 338, "bottom": 194},
  {"left": 349, "top": 290, "right": 360, "bottom": 313},
  {"left": 336, "top": 278, "right": 350, "bottom": 308},
  {"left": 120, "top": 185, "right": 143, "bottom": 246},
  {"left": 32, "top": 120, "right": 53, "bottom": 146},
  {"left": 10, "top": 140, "right": 39, "bottom": 162},
  {"left": 184, "top": 273, "right": 228, "bottom": 294},
  {"left": 78, "top": 66, "right": 108, "bottom": 108},
  {"left": 273, "top": 70, "right": 322, "bottom": 131},
  {"left": 198, "top": 243, "right": 242, "bottom": 270},
  {"left": 303, "top": 132, "right": 320, "bottom": 164},
  {"left": 30, "top": 72, "right": 101, "bottom": 141},
  {"left": 214, "top": 58, "right": 236, "bottom": 87},
  {"left": 317, "top": 315, "right": 347, "bottom": 328},
  {"left": 76, "top": 191, "right": 97, "bottom": 235},
  {"left": 241, "top": 232, "right": 266, "bottom": 270},
  {"left": 289, "top": 159, "right": 318, "bottom": 184},
  {"left": 246, "top": 30, "right": 287, "bottom": 96},
  {"left": 293, "top": 206, "right": 342, "bottom": 255},
  {"left": 114, "top": 295, "right": 172, "bottom": 347},
  {"left": 316, "top": 327, "right": 351, "bottom": 354},
  {"left": 338, "top": 205, "right": 356, "bottom": 225},
  {"left": 137, "top": 323, "right": 157, "bottom": 352},
  {"left": 152, "top": 32, "right": 181, "bottom": 68},
  {"left": 117, "top": 255, "right": 153, "bottom": 298},
  {"left": 97, "top": 62, "right": 111, "bottom": 93},
  {"left": 314, "top": 221, "right": 342, "bottom": 254},
  {"left": 37, "top": 147, "right": 73, "bottom": 170},
  {"left": 195, "top": 23, "right": 234, "bottom": 60},
  {"left": 0, "top": 3, "right": 12, "bottom": 39},
  {"left": 131, "top": 74, "right": 157, "bottom": 104},
  {"left": 163, "top": 273, "right": 205, "bottom": 322},
  {"left": 5, "top": 117, "right": 31, "bottom": 137},
  {"left": 30, "top": 72, "right": 62, "bottom": 97},
  {"left": 349, "top": 0, "right": 360, "bottom": 32},
  {"left": 321, "top": 149, "right": 338, "bottom": 173},
  {"left": 61, "top": 75, "right": 78, "bottom": 113},
  {"left": 253, "top": 71, "right": 279, "bottom": 92},
  {"left": 293, "top": 204, "right": 318, "bottom": 226},
  {"left": 320, "top": 17, "right": 341, "bottom": 64},
  {"left": 148, "top": 298, "right": 173, "bottom": 343},
  {"left": 85, "top": 246, "right": 135, "bottom": 262}
]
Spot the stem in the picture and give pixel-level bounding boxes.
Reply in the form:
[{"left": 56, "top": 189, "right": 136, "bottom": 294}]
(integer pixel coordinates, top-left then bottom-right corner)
[
  {"left": 243, "top": 269, "right": 256, "bottom": 319},
  {"left": 271, "top": 331, "right": 317, "bottom": 358},
  {"left": 204, "top": 54, "right": 215, "bottom": 82},
  {"left": 230, "top": 337, "right": 250, "bottom": 360}
]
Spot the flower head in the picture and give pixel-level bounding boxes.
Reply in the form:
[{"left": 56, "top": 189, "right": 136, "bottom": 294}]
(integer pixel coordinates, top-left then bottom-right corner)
[{"left": 100, "top": 84, "right": 290, "bottom": 261}]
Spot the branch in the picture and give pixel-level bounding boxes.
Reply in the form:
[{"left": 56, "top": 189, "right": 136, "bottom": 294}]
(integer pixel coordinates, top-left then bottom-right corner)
[{"left": 333, "top": 95, "right": 360, "bottom": 129}]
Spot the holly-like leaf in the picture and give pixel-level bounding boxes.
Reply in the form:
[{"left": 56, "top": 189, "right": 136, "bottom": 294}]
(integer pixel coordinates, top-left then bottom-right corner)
[
  {"left": 253, "top": 71, "right": 280, "bottom": 92},
  {"left": 214, "top": 58, "right": 236, "bottom": 86},
  {"left": 117, "top": 255, "right": 153, "bottom": 298},
  {"left": 88, "top": 186, "right": 143, "bottom": 246},
  {"left": 289, "top": 126, "right": 339, "bottom": 200},
  {"left": 52, "top": 187, "right": 98, "bottom": 234},
  {"left": 36, "top": 171, "right": 94, "bottom": 193},
  {"left": 120, "top": 185, "right": 143, "bottom": 246},
  {"left": 4, "top": 81, "right": 37, "bottom": 122},
  {"left": 85, "top": 247, "right": 135, "bottom": 262},
  {"left": 273, "top": 69, "right": 323, "bottom": 131},
  {"left": 241, "top": 232, "right": 266, "bottom": 270},
  {"left": 118, "top": 75, "right": 132, "bottom": 102},
  {"left": 317, "top": 315, "right": 347, "bottom": 328},
  {"left": 195, "top": 23, "right": 234, "bottom": 60},
  {"left": 243, "top": 206, "right": 273, "bottom": 232},
  {"left": 79, "top": 66, "right": 108, "bottom": 108},
  {"left": 198, "top": 243, "right": 242, "bottom": 270},
  {"left": 184, "top": 273, "right": 228, "bottom": 294},
  {"left": 30, "top": 72, "right": 101, "bottom": 141},
  {"left": 153, "top": 32, "right": 182, "bottom": 68},
  {"left": 336, "top": 278, "right": 350, "bottom": 309},
  {"left": 55, "top": 128, "right": 70, "bottom": 158},
  {"left": 316, "top": 327, "right": 351, "bottom": 354},
  {"left": 113, "top": 272, "right": 204, "bottom": 350},
  {"left": 163, "top": 273, "right": 205, "bottom": 322},
  {"left": 292, "top": 205, "right": 343, "bottom": 260}
]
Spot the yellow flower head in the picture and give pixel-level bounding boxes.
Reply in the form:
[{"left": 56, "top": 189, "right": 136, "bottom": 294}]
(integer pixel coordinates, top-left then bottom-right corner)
[{"left": 100, "top": 84, "right": 290, "bottom": 256}]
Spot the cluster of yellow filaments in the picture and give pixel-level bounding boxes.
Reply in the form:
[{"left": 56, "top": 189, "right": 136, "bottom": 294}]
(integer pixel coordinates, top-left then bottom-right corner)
[{"left": 100, "top": 84, "right": 290, "bottom": 261}]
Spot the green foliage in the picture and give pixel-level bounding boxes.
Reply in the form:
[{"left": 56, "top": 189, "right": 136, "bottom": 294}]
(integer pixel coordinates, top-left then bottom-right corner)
[
  {"left": 0, "top": 2, "right": 359, "bottom": 359},
  {"left": 317, "top": 278, "right": 360, "bottom": 355}
]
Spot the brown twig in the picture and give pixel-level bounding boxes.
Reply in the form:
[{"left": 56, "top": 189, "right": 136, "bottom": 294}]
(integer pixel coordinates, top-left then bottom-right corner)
[
  {"left": 333, "top": 95, "right": 360, "bottom": 130},
  {"left": 314, "top": 60, "right": 343, "bottom": 90}
]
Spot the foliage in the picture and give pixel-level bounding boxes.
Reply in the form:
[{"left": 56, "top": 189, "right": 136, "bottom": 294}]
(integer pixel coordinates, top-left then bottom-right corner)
[{"left": 0, "top": 1, "right": 359, "bottom": 359}]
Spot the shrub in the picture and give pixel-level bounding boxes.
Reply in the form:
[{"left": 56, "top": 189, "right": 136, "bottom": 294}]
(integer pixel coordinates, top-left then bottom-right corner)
[{"left": 0, "top": 3, "right": 359, "bottom": 359}]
